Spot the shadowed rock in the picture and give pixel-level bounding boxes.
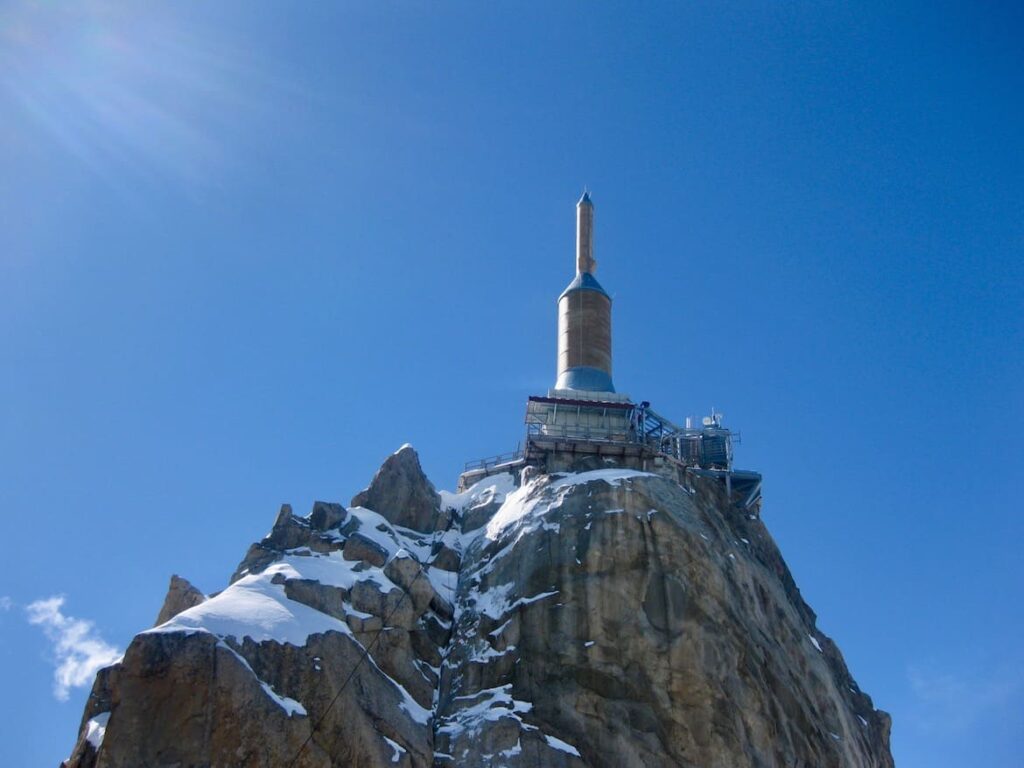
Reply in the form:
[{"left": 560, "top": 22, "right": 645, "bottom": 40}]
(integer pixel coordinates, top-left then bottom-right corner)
[
  {"left": 343, "top": 533, "right": 389, "bottom": 567},
  {"left": 310, "top": 501, "right": 347, "bottom": 532}
]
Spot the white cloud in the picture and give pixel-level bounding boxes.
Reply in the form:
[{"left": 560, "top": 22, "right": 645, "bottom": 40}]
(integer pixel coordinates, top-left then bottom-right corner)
[
  {"left": 25, "top": 596, "right": 122, "bottom": 702},
  {"left": 0, "top": 596, "right": 12, "bottom": 610}
]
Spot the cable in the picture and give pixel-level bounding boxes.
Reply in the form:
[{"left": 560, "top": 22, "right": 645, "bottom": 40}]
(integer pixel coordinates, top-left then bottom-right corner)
[{"left": 285, "top": 560, "right": 429, "bottom": 768}]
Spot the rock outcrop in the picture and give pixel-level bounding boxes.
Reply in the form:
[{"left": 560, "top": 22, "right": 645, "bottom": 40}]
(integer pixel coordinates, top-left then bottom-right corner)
[
  {"left": 438, "top": 468, "right": 891, "bottom": 767},
  {"left": 62, "top": 447, "right": 893, "bottom": 768},
  {"left": 351, "top": 444, "right": 444, "bottom": 533},
  {"left": 153, "top": 574, "right": 206, "bottom": 626}
]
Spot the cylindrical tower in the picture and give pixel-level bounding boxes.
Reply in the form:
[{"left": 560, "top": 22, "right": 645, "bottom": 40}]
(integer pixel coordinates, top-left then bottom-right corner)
[{"left": 555, "top": 192, "right": 615, "bottom": 393}]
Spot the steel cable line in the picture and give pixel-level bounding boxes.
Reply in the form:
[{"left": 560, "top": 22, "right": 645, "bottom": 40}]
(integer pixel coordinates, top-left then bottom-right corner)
[{"left": 285, "top": 557, "right": 430, "bottom": 768}]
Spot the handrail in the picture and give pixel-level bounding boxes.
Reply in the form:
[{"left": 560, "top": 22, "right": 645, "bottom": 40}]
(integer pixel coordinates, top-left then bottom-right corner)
[{"left": 463, "top": 447, "right": 524, "bottom": 473}]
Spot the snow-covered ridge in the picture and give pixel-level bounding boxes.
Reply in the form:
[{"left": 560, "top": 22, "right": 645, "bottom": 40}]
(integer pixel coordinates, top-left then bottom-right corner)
[
  {"left": 147, "top": 566, "right": 351, "bottom": 646},
  {"left": 143, "top": 499, "right": 461, "bottom": 725},
  {"left": 138, "top": 467, "right": 650, "bottom": 750},
  {"left": 146, "top": 469, "right": 639, "bottom": 642},
  {"left": 439, "top": 472, "right": 517, "bottom": 516},
  {"left": 148, "top": 504, "right": 443, "bottom": 645},
  {"left": 483, "top": 467, "right": 652, "bottom": 544}
]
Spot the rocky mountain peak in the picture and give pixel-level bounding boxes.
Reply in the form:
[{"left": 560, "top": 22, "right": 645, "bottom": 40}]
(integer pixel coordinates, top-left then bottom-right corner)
[
  {"left": 351, "top": 444, "right": 445, "bottom": 533},
  {"left": 153, "top": 574, "right": 206, "bottom": 626},
  {"left": 61, "top": 447, "right": 893, "bottom": 768}
]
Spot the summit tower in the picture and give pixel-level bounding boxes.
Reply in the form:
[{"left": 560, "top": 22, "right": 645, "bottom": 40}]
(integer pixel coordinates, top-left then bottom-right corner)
[
  {"left": 458, "top": 192, "right": 761, "bottom": 516},
  {"left": 554, "top": 192, "right": 615, "bottom": 394}
]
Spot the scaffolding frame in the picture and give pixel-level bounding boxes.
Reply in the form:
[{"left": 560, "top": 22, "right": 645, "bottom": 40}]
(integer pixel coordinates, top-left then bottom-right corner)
[{"left": 461, "top": 395, "right": 762, "bottom": 513}]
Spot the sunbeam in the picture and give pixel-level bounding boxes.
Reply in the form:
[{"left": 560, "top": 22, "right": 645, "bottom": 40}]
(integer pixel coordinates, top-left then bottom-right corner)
[{"left": 0, "top": 1, "right": 286, "bottom": 192}]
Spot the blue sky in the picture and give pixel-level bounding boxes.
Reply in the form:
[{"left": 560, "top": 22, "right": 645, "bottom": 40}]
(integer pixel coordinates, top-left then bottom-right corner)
[{"left": 1, "top": 2, "right": 1021, "bottom": 765}]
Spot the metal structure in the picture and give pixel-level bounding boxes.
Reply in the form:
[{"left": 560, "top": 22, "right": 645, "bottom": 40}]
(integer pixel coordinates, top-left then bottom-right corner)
[
  {"left": 555, "top": 192, "right": 615, "bottom": 394},
  {"left": 642, "top": 408, "right": 737, "bottom": 471},
  {"left": 526, "top": 397, "right": 737, "bottom": 471},
  {"left": 458, "top": 193, "right": 762, "bottom": 513},
  {"left": 463, "top": 446, "right": 523, "bottom": 473},
  {"left": 523, "top": 395, "right": 761, "bottom": 511}
]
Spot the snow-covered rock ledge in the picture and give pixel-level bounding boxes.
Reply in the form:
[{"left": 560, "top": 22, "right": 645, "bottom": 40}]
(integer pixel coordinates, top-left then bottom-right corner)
[{"left": 62, "top": 447, "right": 893, "bottom": 768}]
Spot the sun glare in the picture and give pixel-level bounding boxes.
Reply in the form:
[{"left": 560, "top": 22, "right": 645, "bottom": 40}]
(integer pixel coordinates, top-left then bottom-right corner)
[{"left": 0, "top": 1, "right": 269, "bottom": 189}]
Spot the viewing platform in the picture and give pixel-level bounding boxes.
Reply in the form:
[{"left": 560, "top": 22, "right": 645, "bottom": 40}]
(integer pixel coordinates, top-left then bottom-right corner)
[{"left": 458, "top": 393, "right": 762, "bottom": 515}]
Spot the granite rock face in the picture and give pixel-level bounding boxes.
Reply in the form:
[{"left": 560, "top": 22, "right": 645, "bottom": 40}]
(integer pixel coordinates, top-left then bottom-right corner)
[
  {"left": 62, "top": 447, "right": 893, "bottom": 768},
  {"left": 153, "top": 574, "right": 206, "bottom": 626},
  {"left": 438, "top": 469, "right": 892, "bottom": 767},
  {"left": 351, "top": 444, "right": 444, "bottom": 533}
]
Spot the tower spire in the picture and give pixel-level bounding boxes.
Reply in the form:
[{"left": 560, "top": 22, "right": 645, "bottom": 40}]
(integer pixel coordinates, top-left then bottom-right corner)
[
  {"left": 576, "top": 190, "right": 596, "bottom": 275},
  {"left": 557, "top": 192, "right": 614, "bottom": 393}
]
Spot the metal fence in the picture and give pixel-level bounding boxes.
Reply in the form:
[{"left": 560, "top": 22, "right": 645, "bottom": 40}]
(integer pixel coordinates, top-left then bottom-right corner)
[
  {"left": 463, "top": 399, "right": 743, "bottom": 476},
  {"left": 463, "top": 446, "right": 524, "bottom": 473}
]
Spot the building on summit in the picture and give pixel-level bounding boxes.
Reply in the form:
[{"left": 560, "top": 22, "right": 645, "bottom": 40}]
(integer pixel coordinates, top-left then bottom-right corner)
[{"left": 460, "top": 193, "right": 762, "bottom": 513}]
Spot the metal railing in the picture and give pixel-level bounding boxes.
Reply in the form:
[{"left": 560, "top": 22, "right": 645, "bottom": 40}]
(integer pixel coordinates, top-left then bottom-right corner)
[
  {"left": 463, "top": 446, "right": 524, "bottom": 473},
  {"left": 463, "top": 401, "right": 743, "bottom": 476},
  {"left": 525, "top": 422, "right": 634, "bottom": 445},
  {"left": 525, "top": 401, "right": 739, "bottom": 472}
]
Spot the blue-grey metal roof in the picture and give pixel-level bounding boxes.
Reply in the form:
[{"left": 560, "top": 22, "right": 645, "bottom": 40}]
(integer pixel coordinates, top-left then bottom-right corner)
[
  {"left": 558, "top": 271, "right": 610, "bottom": 301},
  {"left": 578, "top": 190, "right": 592, "bottom": 206},
  {"left": 555, "top": 365, "right": 615, "bottom": 393}
]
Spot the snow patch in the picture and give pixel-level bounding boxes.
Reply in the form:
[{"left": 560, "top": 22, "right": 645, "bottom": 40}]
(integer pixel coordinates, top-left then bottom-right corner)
[
  {"left": 260, "top": 681, "right": 307, "bottom": 717},
  {"left": 217, "top": 641, "right": 307, "bottom": 717},
  {"left": 483, "top": 483, "right": 557, "bottom": 543},
  {"left": 440, "top": 473, "right": 517, "bottom": 515},
  {"left": 439, "top": 684, "right": 533, "bottom": 738},
  {"left": 148, "top": 569, "right": 350, "bottom": 646},
  {"left": 383, "top": 735, "right": 406, "bottom": 763},
  {"left": 474, "top": 582, "right": 515, "bottom": 621},
  {"left": 482, "top": 469, "right": 653, "bottom": 544},
  {"left": 544, "top": 734, "right": 582, "bottom": 756},
  {"left": 507, "top": 591, "right": 558, "bottom": 616},
  {"left": 470, "top": 642, "right": 517, "bottom": 661},
  {"left": 547, "top": 468, "right": 653, "bottom": 490},
  {"left": 499, "top": 739, "right": 523, "bottom": 757},
  {"left": 809, "top": 635, "right": 823, "bottom": 653},
  {"left": 84, "top": 712, "right": 110, "bottom": 749},
  {"left": 397, "top": 687, "right": 433, "bottom": 725},
  {"left": 346, "top": 506, "right": 432, "bottom": 562},
  {"left": 488, "top": 619, "right": 512, "bottom": 639}
]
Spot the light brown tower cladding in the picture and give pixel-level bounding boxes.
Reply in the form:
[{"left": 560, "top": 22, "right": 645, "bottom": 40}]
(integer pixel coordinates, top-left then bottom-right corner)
[
  {"left": 576, "top": 193, "right": 596, "bottom": 274},
  {"left": 555, "top": 191, "right": 615, "bottom": 393},
  {"left": 556, "top": 284, "right": 613, "bottom": 390}
]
